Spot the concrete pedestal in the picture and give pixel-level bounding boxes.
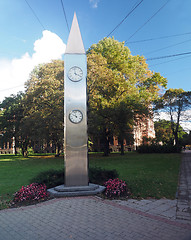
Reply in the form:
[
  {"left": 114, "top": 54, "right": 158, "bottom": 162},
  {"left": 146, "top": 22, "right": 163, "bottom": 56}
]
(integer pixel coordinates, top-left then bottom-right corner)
[{"left": 48, "top": 183, "right": 105, "bottom": 197}]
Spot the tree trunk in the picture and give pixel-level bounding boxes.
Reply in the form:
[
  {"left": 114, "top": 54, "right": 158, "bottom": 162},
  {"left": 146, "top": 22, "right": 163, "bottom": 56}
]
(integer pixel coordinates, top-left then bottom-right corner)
[
  {"left": 21, "top": 140, "right": 29, "bottom": 157},
  {"left": 120, "top": 138, "right": 125, "bottom": 155},
  {"left": 174, "top": 133, "right": 178, "bottom": 146},
  {"left": 55, "top": 143, "right": 60, "bottom": 157},
  {"left": 14, "top": 145, "right": 17, "bottom": 155},
  {"left": 22, "top": 147, "right": 28, "bottom": 157},
  {"left": 103, "top": 136, "right": 110, "bottom": 156}
]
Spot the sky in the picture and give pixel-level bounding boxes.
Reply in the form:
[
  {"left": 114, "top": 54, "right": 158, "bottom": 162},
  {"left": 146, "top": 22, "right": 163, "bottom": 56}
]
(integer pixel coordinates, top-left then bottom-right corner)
[{"left": 0, "top": 0, "right": 190, "bottom": 129}]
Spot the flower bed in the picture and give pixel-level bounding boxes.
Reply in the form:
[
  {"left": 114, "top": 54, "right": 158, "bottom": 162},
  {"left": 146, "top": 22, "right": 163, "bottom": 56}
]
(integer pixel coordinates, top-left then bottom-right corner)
[
  {"left": 104, "top": 178, "right": 129, "bottom": 198},
  {"left": 12, "top": 183, "right": 49, "bottom": 206}
]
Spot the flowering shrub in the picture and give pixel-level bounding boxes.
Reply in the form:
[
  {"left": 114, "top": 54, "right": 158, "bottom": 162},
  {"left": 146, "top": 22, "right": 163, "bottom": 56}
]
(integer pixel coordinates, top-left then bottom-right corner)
[
  {"left": 13, "top": 183, "right": 49, "bottom": 204},
  {"left": 104, "top": 178, "right": 128, "bottom": 198}
]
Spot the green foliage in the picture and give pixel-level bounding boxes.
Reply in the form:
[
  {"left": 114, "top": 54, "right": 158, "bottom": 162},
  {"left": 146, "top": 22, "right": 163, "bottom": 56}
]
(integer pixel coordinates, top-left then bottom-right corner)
[
  {"left": 0, "top": 93, "right": 24, "bottom": 153},
  {"left": 88, "top": 37, "right": 131, "bottom": 70},
  {"left": 89, "top": 167, "right": 118, "bottom": 185},
  {"left": 87, "top": 37, "right": 167, "bottom": 155},
  {"left": 182, "top": 131, "right": 191, "bottom": 146},
  {"left": 154, "top": 119, "right": 187, "bottom": 145},
  {"left": 0, "top": 38, "right": 168, "bottom": 156},
  {"left": 137, "top": 144, "right": 182, "bottom": 153},
  {"left": 27, "top": 147, "right": 35, "bottom": 155},
  {"left": 154, "top": 88, "right": 191, "bottom": 146},
  {"left": 31, "top": 167, "right": 119, "bottom": 188},
  {"left": 23, "top": 60, "right": 64, "bottom": 153},
  {"left": 0, "top": 60, "right": 64, "bottom": 156},
  {"left": 30, "top": 169, "right": 64, "bottom": 188}
]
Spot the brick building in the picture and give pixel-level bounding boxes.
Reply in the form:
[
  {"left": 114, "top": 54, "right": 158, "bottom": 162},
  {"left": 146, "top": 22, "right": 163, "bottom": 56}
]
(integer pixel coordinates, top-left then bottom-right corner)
[{"left": 0, "top": 115, "right": 156, "bottom": 154}]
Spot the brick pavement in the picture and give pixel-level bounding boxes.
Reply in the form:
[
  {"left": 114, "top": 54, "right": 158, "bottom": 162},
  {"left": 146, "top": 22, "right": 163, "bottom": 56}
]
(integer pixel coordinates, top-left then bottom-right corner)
[
  {"left": 177, "top": 151, "right": 191, "bottom": 222},
  {"left": 114, "top": 198, "right": 177, "bottom": 220},
  {"left": 0, "top": 196, "right": 191, "bottom": 240}
]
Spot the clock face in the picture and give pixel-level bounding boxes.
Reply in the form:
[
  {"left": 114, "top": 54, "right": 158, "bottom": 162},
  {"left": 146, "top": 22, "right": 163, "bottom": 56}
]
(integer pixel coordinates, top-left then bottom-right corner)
[
  {"left": 69, "top": 110, "right": 83, "bottom": 124},
  {"left": 68, "top": 66, "right": 83, "bottom": 82}
]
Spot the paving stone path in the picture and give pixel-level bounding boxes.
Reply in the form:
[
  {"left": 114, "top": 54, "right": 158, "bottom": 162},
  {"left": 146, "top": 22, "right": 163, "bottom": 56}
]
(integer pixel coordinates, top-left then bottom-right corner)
[
  {"left": 0, "top": 196, "right": 191, "bottom": 240},
  {"left": 114, "top": 198, "right": 178, "bottom": 220},
  {"left": 176, "top": 151, "right": 191, "bottom": 222}
]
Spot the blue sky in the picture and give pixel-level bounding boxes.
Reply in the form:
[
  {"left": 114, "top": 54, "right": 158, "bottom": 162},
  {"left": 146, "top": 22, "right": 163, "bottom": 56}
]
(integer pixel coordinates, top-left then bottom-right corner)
[{"left": 0, "top": 0, "right": 190, "bottom": 102}]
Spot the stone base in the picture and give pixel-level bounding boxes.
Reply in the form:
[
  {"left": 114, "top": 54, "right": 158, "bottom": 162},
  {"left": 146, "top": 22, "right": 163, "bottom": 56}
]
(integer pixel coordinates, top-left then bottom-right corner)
[{"left": 48, "top": 183, "right": 105, "bottom": 197}]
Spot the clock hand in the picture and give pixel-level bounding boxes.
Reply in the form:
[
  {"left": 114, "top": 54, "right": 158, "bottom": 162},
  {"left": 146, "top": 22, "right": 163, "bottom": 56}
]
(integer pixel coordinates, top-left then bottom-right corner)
[{"left": 74, "top": 72, "right": 80, "bottom": 77}]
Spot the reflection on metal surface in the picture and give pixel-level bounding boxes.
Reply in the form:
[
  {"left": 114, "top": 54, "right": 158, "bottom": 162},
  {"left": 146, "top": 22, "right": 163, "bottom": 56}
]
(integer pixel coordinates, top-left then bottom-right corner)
[
  {"left": 65, "top": 13, "right": 85, "bottom": 54},
  {"left": 64, "top": 13, "right": 88, "bottom": 187},
  {"left": 64, "top": 145, "right": 88, "bottom": 186},
  {"left": 64, "top": 54, "right": 88, "bottom": 186}
]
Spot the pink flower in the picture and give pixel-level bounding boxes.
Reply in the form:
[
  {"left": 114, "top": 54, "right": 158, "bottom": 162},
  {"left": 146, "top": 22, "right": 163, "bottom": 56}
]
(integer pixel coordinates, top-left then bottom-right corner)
[
  {"left": 13, "top": 183, "right": 49, "bottom": 203},
  {"left": 104, "top": 178, "right": 128, "bottom": 198}
]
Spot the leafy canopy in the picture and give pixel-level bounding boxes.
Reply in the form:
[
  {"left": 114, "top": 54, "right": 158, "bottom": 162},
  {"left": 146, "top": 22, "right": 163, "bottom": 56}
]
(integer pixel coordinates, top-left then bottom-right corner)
[
  {"left": 154, "top": 88, "right": 191, "bottom": 146},
  {"left": 87, "top": 37, "right": 167, "bottom": 154}
]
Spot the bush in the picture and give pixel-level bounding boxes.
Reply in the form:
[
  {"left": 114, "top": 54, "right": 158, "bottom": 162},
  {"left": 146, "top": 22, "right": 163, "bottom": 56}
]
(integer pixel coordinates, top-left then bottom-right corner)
[
  {"left": 89, "top": 167, "right": 119, "bottom": 185},
  {"left": 104, "top": 178, "right": 129, "bottom": 198},
  {"left": 31, "top": 167, "right": 119, "bottom": 188},
  {"left": 30, "top": 169, "right": 64, "bottom": 189},
  {"left": 13, "top": 183, "right": 49, "bottom": 204},
  {"left": 137, "top": 144, "right": 182, "bottom": 153}
]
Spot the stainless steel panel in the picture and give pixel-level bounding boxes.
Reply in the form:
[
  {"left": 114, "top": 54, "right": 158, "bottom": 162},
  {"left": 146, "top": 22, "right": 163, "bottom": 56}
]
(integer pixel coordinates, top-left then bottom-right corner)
[{"left": 64, "top": 54, "right": 88, "bottom": 186}]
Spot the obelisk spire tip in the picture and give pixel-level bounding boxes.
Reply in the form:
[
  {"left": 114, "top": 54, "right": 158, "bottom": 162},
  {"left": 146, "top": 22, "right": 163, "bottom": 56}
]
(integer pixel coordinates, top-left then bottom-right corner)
[{"left": 65, "top": 13, "right": 85, "bottom": 54}]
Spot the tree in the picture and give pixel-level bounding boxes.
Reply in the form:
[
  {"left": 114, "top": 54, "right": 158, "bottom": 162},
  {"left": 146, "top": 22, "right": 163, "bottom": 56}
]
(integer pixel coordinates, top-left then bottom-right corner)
[
  {"left": 23, "top": 60, "right": 64, "bottom": 154},
  {"left": 154, "top": 119, "right": 186, "bottom": 145},
  {"left": 154, "top": 88, "right": 191, "bottom": 146},
  {"left": 183, "top": 131, "right": 191, "bottom": 147},
  {"left": 112, "top": 101, "right": 134, "bottom": 155},
  {"left": 87, "top": 49, "right": 127, "bottom": 155},
  {"left": 0, "top": 38, "right": 167, "bottom": 156},
  {"left": 0, "top": 93, "right": 24, "bottom": 155},
  {"left": 87, "top": 37, "right": 167, "bottom": 155}
]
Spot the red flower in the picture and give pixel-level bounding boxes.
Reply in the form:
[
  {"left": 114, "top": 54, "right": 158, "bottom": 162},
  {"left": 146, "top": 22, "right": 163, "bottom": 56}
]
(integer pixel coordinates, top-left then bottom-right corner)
[
  {"left": 104, "top": 178, "right": 128, "bottom": 198},
  {"left": 13, "top": 183, "right": 49, "bottom": 203}
]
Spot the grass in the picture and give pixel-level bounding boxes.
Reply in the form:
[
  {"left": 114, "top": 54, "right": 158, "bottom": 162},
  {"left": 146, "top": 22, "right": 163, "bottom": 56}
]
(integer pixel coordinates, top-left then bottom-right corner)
[
  {"left": 89, "top": 152, "right": 181, "bottom": 199},
  {"left": 0, "top": 154, "right": 64, "bottom": 209},
  {"left": 0, "top": 152, "right": 181, "bottom": 209}
]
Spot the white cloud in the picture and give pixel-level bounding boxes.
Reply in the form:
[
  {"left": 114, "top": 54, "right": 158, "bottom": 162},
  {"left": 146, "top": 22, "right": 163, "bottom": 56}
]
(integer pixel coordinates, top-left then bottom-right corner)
[
  {"left": 33, "top": 30, "right": 66, "bottom": 64},
  {"left": 0, "top": 30, "right": 66, "bottom": 102},
  {"left": 89, "top": 0, "right": 99, "bottom": 8},
  {"left": 154, "top": 110, "right": 191, "bottom": 132}
]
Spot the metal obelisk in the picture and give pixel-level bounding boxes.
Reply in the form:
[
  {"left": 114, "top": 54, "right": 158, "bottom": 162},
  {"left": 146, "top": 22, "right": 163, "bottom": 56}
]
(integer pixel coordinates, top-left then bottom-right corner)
[
  {"left": 64, "top": 13, "right": 88, "bottom": 186},
  {"left": 48, "top": 13, "right": 105, "bottom": 197}
]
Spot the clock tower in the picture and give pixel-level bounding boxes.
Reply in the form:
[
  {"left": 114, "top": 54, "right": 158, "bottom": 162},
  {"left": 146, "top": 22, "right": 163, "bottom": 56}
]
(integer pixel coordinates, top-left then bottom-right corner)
[{"left": 64, "top": 13, "right": 88, "bottom": 186}]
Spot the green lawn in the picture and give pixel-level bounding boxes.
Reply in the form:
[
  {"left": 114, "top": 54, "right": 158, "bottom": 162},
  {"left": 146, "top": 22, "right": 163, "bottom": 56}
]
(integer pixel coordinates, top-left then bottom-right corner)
[
  {"left": 89, "top": 152, "right": 181, "bottom": 199},
  {"left": 0, "top": 155, "right": 64, "bottom": 209},
  {"left": 0, "top": 152, "right": 181, "bottom": 209}
]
